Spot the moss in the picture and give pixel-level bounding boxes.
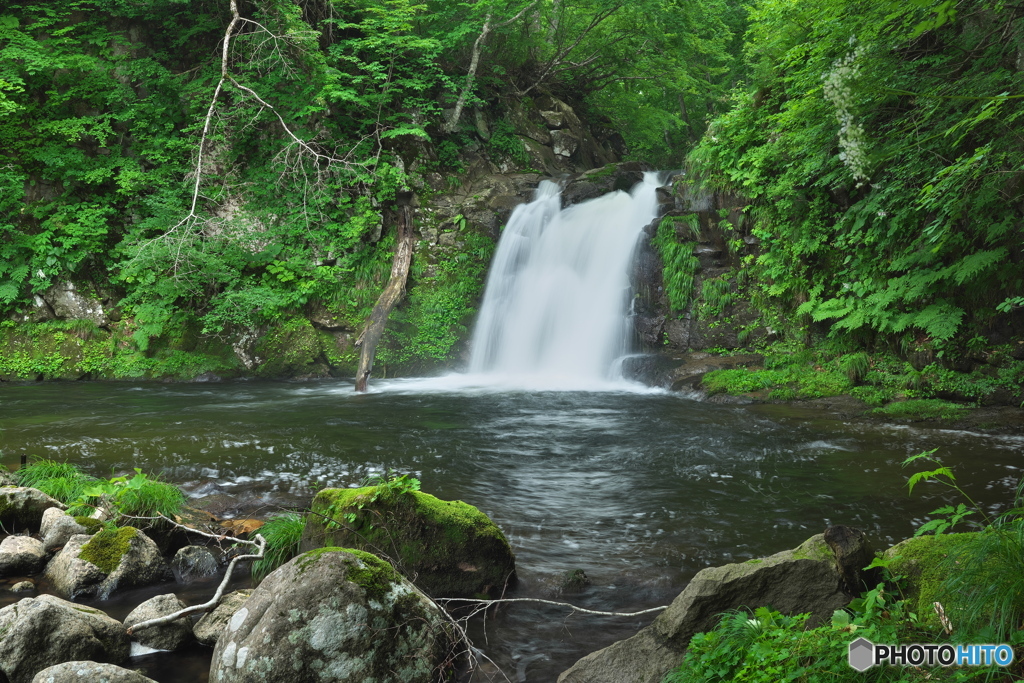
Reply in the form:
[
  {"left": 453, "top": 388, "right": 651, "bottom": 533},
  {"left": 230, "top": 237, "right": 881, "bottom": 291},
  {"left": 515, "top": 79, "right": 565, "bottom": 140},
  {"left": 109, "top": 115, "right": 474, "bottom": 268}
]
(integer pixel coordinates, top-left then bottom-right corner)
[
  {"left": 789, "top": 536, "right": 832, "bottom": 562},
  {"left": 253, "top": 318, "right": 328, "bottom": 378},
  {"left": 73, "top": 516, "right": 104, "bottom": 533},
  {"left": 294, "top": 547, "right": 402, "bottom": 602},
  {"left": 872, "top": 399, "right": 968, "bottom": 421},
  {"left": 79, "top": 526, "right": 137, "bottom": 573},
  {"left": 307, "top": 486, "right": 515, "bottom": 597},
  {"left": 885, "top": 533, "right": 985, "bottom": 631}
]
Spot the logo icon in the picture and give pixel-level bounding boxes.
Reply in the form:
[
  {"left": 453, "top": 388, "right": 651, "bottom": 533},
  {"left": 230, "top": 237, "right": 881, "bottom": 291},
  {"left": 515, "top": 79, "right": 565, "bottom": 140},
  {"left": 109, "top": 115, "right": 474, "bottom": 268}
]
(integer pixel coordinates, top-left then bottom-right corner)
[{"left": 849, "top": 637, "right": 875, "bottom": 672}]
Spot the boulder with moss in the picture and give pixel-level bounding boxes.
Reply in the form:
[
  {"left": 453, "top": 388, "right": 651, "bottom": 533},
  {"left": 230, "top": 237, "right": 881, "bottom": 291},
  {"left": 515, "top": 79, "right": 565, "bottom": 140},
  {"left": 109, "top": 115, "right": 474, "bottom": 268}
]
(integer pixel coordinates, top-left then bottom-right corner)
[
  {"left": 301, "top": 486, "right": 516, "bottom": 597},
  {"left": 559, "top": 531, "right": 867, "bottom": 683},
  {"left": 44, "top": 528, "right": 172, "bottom": 600},
  {"left": 0, "top": 595, "right": 129, "bottom": 683},
  {"left": 0, "top": 536, "right": 47, "bottom": 577},
  {"left": 39, "top": 508, "right": 92, "bottom": 553},
  {"left": 0, "top": 487, "right": 66, "bottom": 533},
  {"left": 208, "top": 548, "right": 455, "bottom": 683}
]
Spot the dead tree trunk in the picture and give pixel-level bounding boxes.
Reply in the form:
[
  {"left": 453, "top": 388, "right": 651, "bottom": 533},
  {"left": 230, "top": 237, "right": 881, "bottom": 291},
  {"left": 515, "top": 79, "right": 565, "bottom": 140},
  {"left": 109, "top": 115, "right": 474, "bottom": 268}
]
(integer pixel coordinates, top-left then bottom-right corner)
[{"left": 354, "top": 191, "right": 416, "bottom": 392}]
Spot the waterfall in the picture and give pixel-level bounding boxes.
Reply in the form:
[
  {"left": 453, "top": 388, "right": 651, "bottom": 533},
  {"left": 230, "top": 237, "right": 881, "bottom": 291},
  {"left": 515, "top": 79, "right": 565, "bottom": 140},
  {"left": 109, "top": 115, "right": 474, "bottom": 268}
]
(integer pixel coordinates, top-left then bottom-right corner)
[{"left": 466, "top": 172, "right": 661, "bottom": 390}]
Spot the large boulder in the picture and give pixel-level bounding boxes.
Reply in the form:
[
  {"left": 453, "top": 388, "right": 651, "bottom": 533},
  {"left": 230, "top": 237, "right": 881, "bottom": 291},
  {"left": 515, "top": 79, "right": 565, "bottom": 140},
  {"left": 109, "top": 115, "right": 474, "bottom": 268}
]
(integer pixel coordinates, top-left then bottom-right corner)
[
  {"left": 44, "top": 528, "right": 172, "bottom": 600},
  {"left": 40, "top": 508, "right": 91, "bottom": 553},
  {"left": 0, "top": 595, "right": 129, "bottom": 683},
  {"left": 0, "top": 487, "right": 66, "bottom": 533},
  {"left": 123, "top": 594, "right": 194, "bottom": 651},
  {"left": 558, "top": 532, "right": 865, "bottom": 683},
  {"left": 31, "top": 661, "right": 156, "bottom": 683},
  {"left": 0, "top": 536, "right": 47, "bottom": 577},
  {"left": 194, "top": 590, "right": 252, "bottom": 646},
  {"left": 209, "top": 548, "right": 455, "bottom": 683},
  {"left": 301, "top": 487, "right": 516, "bottom": 597}
]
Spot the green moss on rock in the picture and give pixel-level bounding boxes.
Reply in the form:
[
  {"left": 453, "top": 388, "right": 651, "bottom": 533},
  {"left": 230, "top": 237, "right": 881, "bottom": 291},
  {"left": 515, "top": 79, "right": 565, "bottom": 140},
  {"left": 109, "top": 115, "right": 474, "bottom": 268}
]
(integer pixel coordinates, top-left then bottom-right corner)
[
  {"left": 303, "top": 487, "right": 516, "bottom": 598},
  {"left": 79, "top": 526, "right": 137, "bottom": 573},
  {"left": 74, "top": 516, "right": 104, "bottom": 533},
  {"left": 253, "top": 319, "right": 329, "bottom": 378}
]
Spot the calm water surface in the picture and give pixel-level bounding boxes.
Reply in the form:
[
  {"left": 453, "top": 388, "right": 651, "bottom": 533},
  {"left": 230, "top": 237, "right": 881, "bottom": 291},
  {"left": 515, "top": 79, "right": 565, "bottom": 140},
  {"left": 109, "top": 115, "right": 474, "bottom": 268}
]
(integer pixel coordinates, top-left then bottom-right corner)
[{"left": 2, "top": 379, "right": 1022, "bottom": 681}]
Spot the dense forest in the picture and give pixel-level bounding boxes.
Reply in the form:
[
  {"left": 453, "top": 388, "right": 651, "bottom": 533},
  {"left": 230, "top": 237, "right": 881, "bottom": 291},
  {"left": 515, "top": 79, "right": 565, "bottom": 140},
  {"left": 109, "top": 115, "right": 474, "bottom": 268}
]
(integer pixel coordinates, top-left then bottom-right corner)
[{"left": 0, "top": 0, "right": 1022, "bottom": 382}]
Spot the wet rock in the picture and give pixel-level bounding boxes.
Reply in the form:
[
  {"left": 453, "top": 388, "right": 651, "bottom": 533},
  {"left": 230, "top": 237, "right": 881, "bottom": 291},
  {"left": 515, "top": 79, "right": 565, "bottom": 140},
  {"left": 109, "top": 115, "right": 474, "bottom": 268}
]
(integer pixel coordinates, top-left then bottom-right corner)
[
  {"left": 558, "top": 533, "right": 853, "bottom": 683},
  {"left": 666, "top": 352, "right": 764, "bottom": 392},
  {"left": 31, "top": 661, "right": 156, "bottom": 683},
  {"left": 124, "top": 594, "right": 194, "bottom": 651},
  {"left": 194, "top": 590, "right": 252, "bottom": 646},
  {"left": 10, "top": 581, "right": 34, "bottom": 593},
  {"left": 171, "top": 545, "right": 219, "bottom": 584},
  {"left": 41, "top": 282, "right": 110, "bottom": 327},
  {"left": 302, "top": 487, "right": 517, "bottom": 598},
  {"left": 44, "top": 528, "right": 172, "bottom": 601},
  {"left": 0, "top": 536, "right": 47, "bottom": 577},
  {"left": 40, "top": 508, "right": 90, "bottom": 553},
  {"left": 559, "top": 569, "right": 592, "bottom": 594},
  {"left": 208, "top": 549, "right": 454, "bottom": 683},
  {"left": 0, "top": 487, "right": 66, "bottom": 533},
  {"left": 0, "top": 594, "right": 129, "bottom": 683},
  {"left": 0, "top": 466, "right": 16, "bottom": 487}
]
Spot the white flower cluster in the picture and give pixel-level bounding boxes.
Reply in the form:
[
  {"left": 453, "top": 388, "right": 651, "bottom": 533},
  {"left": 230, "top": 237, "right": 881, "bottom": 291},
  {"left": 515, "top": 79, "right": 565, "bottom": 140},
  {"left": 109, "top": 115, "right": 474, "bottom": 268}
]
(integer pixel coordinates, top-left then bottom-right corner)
[{"left": 823, "top": 45, "right": 870, "bottom": 183}]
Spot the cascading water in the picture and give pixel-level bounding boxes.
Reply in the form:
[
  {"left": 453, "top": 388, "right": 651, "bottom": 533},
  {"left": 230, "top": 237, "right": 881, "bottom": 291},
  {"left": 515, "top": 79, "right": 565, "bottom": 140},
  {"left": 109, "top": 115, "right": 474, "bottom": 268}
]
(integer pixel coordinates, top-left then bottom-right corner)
[{"left": 464, "top": 172, "right": 662, "bottom": 390}]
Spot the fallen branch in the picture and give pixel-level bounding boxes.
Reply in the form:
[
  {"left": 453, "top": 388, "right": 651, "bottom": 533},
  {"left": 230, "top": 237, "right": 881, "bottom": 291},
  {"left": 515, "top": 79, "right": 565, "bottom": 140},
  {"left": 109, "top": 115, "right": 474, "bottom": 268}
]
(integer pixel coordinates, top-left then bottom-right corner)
[
  {"left": 435, "top": 596, "right": 669, "bottom": 618},
  {"left": 125, "top": 513, "right": 266, "bottom": 635}
]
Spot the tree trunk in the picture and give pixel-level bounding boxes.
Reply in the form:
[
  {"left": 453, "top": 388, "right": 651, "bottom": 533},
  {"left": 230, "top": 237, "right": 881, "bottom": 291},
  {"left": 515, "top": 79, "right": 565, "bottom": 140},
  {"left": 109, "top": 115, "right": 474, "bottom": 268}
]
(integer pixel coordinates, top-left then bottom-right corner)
[{"left": 354, "top": 191, "right": 416, "bottom": 392}]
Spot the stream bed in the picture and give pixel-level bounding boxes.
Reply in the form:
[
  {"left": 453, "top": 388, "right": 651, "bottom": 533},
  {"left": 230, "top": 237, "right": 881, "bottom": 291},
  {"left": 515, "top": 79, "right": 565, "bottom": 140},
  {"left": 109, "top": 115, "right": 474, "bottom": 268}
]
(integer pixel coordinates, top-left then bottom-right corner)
[{"left": 2, "top": 379, "right": 1022, "bottom": 681}]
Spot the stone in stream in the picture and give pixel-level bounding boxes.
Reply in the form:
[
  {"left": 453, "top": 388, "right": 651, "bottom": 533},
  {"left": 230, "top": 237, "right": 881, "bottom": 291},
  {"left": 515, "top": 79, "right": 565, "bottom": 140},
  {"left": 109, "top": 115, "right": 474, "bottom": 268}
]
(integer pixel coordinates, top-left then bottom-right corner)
[
  {"left": 193, "top": 589, "right": 252, "bottom": 646},
  {"left": 0, "top": 487, "right": 66, "bottom": 533},
  {"left": 39, "top": 508, "right": 91, "bottom": 553},
  {"left": 123, "top": 594, "right": 194, "bottom": 652},
  {"left": 30, "top": 661, "right": 157, "bottom": 683},
  {"left": 558, "top": 529, "right": 871, "bottom": 683},
  {"left": 301, "top": 486, "right": 517, "bottom": 598},
  {"left": 0, "top": 536, "right": 47, "bottom": 577},
  {"left": 209, "top": 548, "right": 455, "bottom": 683},
  {"left": 44, "top": 528, "right": 172, "bottom": 601},
  {"left": 0, "top": 594, "right": 130, "bottom": 683},
  {"left": 0, "top": 466, "right": 15, "bottom": 487},
  {"left": 170, "top": 545, "right": 219, "bottom": 584}
]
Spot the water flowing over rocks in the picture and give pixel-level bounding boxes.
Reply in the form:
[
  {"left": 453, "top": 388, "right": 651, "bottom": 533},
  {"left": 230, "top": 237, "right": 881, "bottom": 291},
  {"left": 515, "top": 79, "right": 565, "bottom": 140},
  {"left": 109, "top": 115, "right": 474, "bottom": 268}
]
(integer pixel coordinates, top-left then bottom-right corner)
[
  {"left": 0, "top": 594, "right": 129, "bottom": 683},
  {"left": 0, "top": 488, "right": 65, "bottom": 533},
  {"left": 208, "top": 548, "right": 455, "bottom": 683},
  {"left": 301, "top": 487, "right": 517, "bottom": 598},
  {"left": 44, "top": 529, "right": 172, "bottom": 601},
  {"left": 194, "top": 589, "right": 252, "bottom": 646},
  {"left": 30, "top": 661, "right": 156, "bottom": 683},
  {"left": 558, "top": 530, "right": 872, "bottom": 683},
  {"left": 0, "top": 536, "right": 47, "bottom": 577}
]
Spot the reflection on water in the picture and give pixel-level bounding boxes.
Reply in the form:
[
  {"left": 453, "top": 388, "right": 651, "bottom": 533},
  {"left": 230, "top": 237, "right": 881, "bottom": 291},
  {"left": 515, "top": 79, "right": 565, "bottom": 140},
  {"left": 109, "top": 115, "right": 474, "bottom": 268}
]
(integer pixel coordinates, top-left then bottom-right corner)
[{"left": 1, "top": 380, "right": 1022, "bottom": 681}]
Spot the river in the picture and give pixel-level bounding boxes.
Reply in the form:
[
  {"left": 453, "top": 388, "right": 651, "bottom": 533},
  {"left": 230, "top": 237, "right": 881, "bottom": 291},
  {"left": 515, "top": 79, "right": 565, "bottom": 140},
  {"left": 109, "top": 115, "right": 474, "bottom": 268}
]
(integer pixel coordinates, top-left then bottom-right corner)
[{"left": 2, "top": 378, "right": 1022, "bottom": 681}]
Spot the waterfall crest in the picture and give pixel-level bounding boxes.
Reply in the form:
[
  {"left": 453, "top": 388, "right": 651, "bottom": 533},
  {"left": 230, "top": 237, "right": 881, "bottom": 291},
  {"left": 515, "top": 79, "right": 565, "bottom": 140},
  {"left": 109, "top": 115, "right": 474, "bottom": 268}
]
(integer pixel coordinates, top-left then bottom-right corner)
[{"left": 465, "top": 172, "right": 661, "bottom": 390}]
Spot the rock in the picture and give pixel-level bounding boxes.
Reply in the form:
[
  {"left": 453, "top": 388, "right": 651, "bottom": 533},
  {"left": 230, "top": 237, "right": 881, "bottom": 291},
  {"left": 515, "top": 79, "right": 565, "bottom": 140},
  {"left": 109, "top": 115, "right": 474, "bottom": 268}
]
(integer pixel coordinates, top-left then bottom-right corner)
[
  {"left": 666, "top": 352, "right": 764, "bottom": 392},
  {"left": 40, "top": 508, "right": 90, "bottom": 553},
  {"left": 40, "top": 282, "right": 110, "bottom": 327},
  {"left": 0, "top": 594, "right": 129, "bottom": 683},
  {"left": 301, "top": 487, "right": 517, "bottom": 598},
  {"left": 171, "top": 545, "right": 219, "bottom": 584},
  {"left": 44, "top": 528, "right": 172, "bottom": 600},
  {"left": 558, "top": 533, "right": 853, "bottom": 683},
  {"left": 208, "top": 548, "right": 454, "bottom": 683},
  {"left": 31, "top": 661, "right": 156, "bottom": 683},
  {"left": 194, "top": 590, "right": 252, "bottom": 646},
  {"left": 123, "top": 594, "right": 193, "bottom": 651},
  {"left": 0, "top": 536, "right": 47, "bottom": 577},
  {"left": 559, "top": 569, "right": 591, "bottom": 595},
  {"left": 0, "top": 487, "right": 66, "bottom": 533},
  {"left": 10, "top": 581, "right": 34, "bottom": 593},
  {"left": 0, "top": 466, "right": 16, "bottom": 487}
]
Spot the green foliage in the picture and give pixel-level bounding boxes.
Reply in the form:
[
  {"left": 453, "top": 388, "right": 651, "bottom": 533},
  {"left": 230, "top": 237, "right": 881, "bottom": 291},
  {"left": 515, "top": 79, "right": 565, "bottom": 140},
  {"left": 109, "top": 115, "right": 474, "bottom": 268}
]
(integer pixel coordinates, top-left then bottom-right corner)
[
  {"left": 652, "top": 216, "right": 700, "bottom": 315},
  {"left": 251, "top": 512, "right": 306, "bottom": 582},
  {"left": 487, "top": 119, "right": 528, "bottom": 166},
  {"left": 873, "top": 399, "right": 967, "bottom": 422},
  {"left": 690, "top": 0, "right": 1024, "bottom": 351},
  {"left": 15, "top": 457, "right": 98, "bottom": 504}
]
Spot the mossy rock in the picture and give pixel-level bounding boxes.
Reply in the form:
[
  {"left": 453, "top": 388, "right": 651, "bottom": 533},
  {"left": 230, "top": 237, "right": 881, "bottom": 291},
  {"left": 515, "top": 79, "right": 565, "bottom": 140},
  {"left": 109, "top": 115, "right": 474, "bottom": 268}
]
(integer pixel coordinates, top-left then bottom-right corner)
[
  {"left": 252, "top": 319, "right": 330, "bottom": 378},
  {"left": 301, "top": 487, "right": 517, "bottom": 598},
  {"left": 883, "top": 532, "right": 987, "bottom": 632}
]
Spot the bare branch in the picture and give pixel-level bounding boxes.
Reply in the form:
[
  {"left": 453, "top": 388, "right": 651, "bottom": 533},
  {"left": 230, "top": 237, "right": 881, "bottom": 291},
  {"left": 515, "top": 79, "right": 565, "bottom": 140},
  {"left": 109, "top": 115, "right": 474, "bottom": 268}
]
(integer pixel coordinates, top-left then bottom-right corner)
[{"left": 435, "top": 596, "right": 669, "bottom": 618}]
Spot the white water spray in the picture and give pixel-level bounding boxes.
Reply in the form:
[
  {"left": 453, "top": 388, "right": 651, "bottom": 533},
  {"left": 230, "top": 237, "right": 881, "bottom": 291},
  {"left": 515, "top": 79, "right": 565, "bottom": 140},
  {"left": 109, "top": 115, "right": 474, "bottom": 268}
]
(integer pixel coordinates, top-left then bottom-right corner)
[{"left": 462, "top": 172, "right": 661, "bottom": 390}]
